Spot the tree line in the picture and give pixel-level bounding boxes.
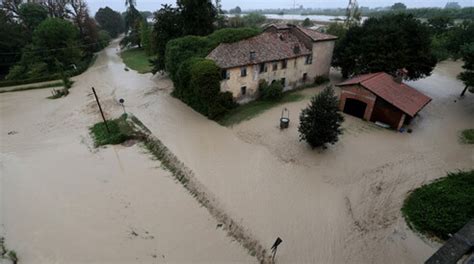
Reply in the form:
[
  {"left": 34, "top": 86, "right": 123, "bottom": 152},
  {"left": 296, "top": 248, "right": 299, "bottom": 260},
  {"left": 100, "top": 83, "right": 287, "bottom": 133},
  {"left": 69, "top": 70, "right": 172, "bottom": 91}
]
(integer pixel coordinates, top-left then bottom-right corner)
[{"left": 0, "top": 0, "right": 121, "bottom": 83}]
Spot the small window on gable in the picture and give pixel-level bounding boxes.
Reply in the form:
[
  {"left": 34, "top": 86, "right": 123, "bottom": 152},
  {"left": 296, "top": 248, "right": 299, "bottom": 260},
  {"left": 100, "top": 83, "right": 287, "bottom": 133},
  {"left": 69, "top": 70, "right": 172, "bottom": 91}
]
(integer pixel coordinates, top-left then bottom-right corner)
[
  {"left": 272, "top": 62, "right": 278, "bottom": 71},
  {"left": 241, "top": 86, "right": 247, "bottom": 95},
  {"left": 282, "top": 59, "right": 287, "bottom": 69},
  {"left": 240, "top": 67, "right": 247, "bottom": 77},
  {"left": 250, "top": 51, "right": 256, "bottom": 60},
  {"left": 305, "top": 55, "right": 313, "bottom": 65}
]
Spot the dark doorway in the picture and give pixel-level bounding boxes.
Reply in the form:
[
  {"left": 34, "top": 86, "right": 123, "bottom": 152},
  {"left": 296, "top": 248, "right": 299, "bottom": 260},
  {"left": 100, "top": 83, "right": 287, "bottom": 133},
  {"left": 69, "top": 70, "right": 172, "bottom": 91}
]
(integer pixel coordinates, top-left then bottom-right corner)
[{"left": 343, "top": 98, "right": 367, "bottom": 119}]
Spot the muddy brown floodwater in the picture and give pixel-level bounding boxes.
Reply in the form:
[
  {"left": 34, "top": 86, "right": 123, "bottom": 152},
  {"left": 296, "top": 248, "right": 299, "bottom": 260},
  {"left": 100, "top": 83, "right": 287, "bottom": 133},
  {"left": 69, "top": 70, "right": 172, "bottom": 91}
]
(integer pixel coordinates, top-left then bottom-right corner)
[{"left": 1, "top": 39, "right": 473, "bottom": 264}]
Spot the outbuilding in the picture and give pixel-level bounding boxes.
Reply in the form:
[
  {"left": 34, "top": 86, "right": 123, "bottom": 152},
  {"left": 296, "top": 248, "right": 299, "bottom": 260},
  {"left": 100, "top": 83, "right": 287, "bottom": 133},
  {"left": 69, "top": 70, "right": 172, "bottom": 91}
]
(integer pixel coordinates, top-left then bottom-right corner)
[{"left": 336, "top": 72, "right": 432, "bottom": 130}]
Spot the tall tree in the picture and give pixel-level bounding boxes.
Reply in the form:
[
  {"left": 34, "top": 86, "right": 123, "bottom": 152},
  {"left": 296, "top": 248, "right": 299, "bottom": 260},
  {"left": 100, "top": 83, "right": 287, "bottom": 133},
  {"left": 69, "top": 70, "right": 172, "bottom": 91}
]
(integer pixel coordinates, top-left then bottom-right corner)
[
  {"left": 6, "top": 18, "right": 82, "bottom": 80},
  {"left": 95, "top": 7, "right": 125, "bottom": 38},
  {"left": 0, "top": 0, "right": 22, "bottom": 18},
  {"left": 68, "top": 0, "right": 100, "bottom": 54},
  {"left": 298, "top": 86, "right": 344, "bottom": 149},
  {"left": 0, "top": 9, "right": 27, "bottom": 77},
  {"left": 18, "top": 3, "right": 48, "bottom": 33},
  {"left": 333, "top": 14, "right": 437, "bottom": 80},
  {"left": 458, "top": 43, "right": 474, "bottom": 97},
  {"left": 177, "top": 0, "right": 216, "bottom": 36},
  {"left": 42, "top": 0, "right": 69, "bottom": 18},
  {"left": 151, "top": 4, "right": 183, "bottom": 72},
  {"left": 391, "top": 2, "right": 407, "bottom": 10}
]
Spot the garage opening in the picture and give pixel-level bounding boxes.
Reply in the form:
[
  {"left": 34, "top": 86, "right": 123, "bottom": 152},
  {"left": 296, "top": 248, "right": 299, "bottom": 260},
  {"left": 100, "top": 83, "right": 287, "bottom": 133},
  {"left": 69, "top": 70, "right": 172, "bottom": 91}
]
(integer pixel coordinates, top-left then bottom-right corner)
[{"left": 343, "top": 98, "right": 367, "bottom": 119}]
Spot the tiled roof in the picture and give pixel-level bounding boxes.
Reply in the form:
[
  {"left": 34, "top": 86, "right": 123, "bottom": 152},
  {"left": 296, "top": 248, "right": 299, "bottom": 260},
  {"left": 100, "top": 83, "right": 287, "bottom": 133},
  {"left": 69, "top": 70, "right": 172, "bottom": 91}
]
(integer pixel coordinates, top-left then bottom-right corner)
[
  {"left": 206, "top": 32, "right": 311, "bottom": 69},
  {"left": 337, "top": 72, "right": 432, "bottom": 117},
  {"left": 294, "top": 26, "right": 338, "bottom": 42}
]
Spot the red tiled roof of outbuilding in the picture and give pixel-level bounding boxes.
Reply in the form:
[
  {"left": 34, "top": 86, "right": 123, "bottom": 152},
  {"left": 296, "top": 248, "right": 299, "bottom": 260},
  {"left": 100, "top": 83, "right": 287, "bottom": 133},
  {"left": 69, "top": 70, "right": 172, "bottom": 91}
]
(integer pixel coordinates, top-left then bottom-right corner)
[{"left": 337, "top": 72, "right": 432, "bottom": 117}]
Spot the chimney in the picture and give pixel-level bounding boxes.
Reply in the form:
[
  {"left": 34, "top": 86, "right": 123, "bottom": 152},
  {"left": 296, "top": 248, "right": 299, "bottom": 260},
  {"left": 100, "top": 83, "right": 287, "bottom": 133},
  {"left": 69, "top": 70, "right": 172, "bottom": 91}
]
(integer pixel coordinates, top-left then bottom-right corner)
[{"left": 394, "top": 68, "right": 408, "bottom": 84}]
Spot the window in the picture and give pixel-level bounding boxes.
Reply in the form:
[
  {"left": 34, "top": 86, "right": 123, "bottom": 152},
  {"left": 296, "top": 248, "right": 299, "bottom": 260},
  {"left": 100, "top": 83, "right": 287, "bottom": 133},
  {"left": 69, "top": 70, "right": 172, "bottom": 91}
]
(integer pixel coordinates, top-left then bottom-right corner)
[
  {"left": 241, "top": 86, "right": 247, "bottom": 95},
  {"left": 250, "top": 51, "right": 256, "bottom": 60},
  {"left": 221, "top": 69, "right": 230, "bottom": 80},
  {"left": 282, "top": 59, "right": 287, "bottom": 69},
  {"left": 240, "top": 67, "right": 247, "bottom": 77},
  {"left": 303, "top": 73, "right": 308, "bottom": 82},
  {"left": 281, "top": 78, "right": 286, "bottom": 86},
  {"left": 272, "top": 62, "right": 278, "bottom": 71},
  {"left": 294, "top": 59, "right": 297, "bottom": 68},
  {"left": 305, "top": 55, "right": 313, "bottom": 65},
  {"left": 259, "top": 63, "right": 265, "bottom": 73}
]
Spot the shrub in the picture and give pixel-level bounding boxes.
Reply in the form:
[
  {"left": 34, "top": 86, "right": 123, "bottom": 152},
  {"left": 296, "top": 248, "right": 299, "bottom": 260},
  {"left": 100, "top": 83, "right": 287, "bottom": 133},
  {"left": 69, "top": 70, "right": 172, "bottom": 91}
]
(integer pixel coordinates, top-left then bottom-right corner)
[
  {"left": 298, "top": 86, "right": 344, "bottom": 148},
  {"left": 402, "top": 170, "right": 474, "bottom": 240},
  {"left": 314, "top": 75, "right": 330, "bottom": 85},
  {"left": 259, "top": 80, "right": 283, "bottom": 101},
  {"left": 89, "top": 114, "right": 137, "bottom": 147},
  {"left": 165, "top": 36, "right": 210, "bottom": 81},
  {"left": 207, "top": 27, "right": 261, "bottom": 47}
]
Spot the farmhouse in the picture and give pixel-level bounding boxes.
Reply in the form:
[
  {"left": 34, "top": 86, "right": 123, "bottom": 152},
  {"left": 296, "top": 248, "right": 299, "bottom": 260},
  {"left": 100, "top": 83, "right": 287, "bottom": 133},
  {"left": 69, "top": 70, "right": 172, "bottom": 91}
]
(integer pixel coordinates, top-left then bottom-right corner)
[
  {"left": 206, "top": 24, "right": 337, "bottom": 102},
  {"left": 337, "top": 72, "right": 432, "bottom": 130}
]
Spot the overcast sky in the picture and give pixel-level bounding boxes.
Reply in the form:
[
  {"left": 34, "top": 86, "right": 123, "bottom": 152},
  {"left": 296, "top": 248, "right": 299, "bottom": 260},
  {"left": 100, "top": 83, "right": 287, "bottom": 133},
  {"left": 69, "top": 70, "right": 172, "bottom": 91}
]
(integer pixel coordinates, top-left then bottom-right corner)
[{"left": 87, "top": 0, "right": 473, "bottom": 14}]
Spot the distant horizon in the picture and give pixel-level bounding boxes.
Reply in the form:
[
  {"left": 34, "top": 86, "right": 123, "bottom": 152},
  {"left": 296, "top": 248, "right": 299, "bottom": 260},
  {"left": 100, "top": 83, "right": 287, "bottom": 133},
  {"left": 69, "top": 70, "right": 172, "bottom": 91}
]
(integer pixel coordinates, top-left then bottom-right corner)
[{"left": 87, "top": 0, "right": 473, "bottom": 14}]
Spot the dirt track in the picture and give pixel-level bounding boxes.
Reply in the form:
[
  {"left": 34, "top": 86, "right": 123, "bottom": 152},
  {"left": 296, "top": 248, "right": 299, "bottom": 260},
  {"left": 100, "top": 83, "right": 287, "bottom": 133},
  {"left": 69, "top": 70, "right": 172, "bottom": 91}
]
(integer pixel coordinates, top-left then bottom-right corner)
[{"left": 1, "top": 40, "right": 473, "bottom": 263}]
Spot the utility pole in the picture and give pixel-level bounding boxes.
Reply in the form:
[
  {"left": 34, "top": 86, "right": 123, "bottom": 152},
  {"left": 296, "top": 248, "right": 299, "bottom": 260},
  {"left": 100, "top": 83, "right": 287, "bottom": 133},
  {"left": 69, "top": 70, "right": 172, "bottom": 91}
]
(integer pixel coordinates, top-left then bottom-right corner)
[{"left": 91, "top": 87, "right": 110, "bottom": 134}]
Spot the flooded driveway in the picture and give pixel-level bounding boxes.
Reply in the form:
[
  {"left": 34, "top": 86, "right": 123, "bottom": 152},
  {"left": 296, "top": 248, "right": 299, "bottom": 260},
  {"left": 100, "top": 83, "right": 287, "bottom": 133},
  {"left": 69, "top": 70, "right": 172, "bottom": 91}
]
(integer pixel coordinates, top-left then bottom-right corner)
[{"left": 1, "top": 39, "right": 473, "bottom": 263}]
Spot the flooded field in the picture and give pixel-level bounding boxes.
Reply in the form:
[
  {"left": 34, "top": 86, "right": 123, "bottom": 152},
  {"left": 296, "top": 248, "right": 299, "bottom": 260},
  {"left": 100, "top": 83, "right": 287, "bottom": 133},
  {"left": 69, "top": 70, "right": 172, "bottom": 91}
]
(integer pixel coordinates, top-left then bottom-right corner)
[
  {"left": 0, "top": 41, "right": 255, "bottom": 263},
  {"left": 1, "top": 39, "right": 473, "bottom": 263}
]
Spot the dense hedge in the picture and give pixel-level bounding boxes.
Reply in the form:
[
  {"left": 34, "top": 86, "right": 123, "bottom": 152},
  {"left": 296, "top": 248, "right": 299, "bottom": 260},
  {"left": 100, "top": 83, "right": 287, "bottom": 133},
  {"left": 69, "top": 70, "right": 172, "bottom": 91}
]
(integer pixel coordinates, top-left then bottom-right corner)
[
  {"left": 165, "top": 27, "right": 261, "bottom": 81},
  {"left": 165, "top": 27, "right": 260, "bottom": 119},
  {"left": 173, "top": 59, "right": 235, "bottom": 119},
  {"left": 402, "top": 170, "right": 474, "bottom": 240},
  {"left": 0, "top": 54, "right": 96, "bottom": 88}
]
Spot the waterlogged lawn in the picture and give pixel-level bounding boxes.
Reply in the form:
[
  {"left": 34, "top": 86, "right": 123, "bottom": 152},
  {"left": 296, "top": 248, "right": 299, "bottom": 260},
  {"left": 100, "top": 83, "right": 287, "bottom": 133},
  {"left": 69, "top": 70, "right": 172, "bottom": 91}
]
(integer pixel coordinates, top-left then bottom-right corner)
[
  {"left": 460, "top": 129, "right": 474, "bottom": 144},
  {"left": 120, "top": 48, "right": 154, "bottom": 74},
  {"left": 218, "top": 92, "right": 307, "bottom": 126},
  {"left": 402, "top": 170, "right": 474, "bottom": 240}
]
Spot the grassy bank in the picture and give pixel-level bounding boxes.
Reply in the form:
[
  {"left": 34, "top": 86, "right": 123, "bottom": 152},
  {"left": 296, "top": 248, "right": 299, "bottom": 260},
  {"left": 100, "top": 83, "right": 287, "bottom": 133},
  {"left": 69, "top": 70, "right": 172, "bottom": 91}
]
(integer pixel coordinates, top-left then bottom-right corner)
[
  {"left": 402, "top": 170, "right": 474, "bottom": 240},
  {"left": 460, "top": 129, "right": 474, "bottom": 144},
  {"left": 89, "top": 114, "right": 143, "bottom": 147},
  {"left": 217, "top": 91, "right": 307, "bottom": 126},
  {"left": 0, "top": 81, "right": 63, "bottom": 93},
  {"left": 120, "top": 48, "right": 154, "bottom": 74}
]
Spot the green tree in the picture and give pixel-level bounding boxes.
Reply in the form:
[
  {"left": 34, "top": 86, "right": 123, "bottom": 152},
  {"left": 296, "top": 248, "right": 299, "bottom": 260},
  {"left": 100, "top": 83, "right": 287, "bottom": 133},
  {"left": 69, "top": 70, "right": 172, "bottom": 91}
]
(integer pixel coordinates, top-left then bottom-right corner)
[
  {"left": 333, "top": 14, "right": 436, "bottom": 80},
  {"left": 189, "top": 59, "right": 234, "bottom": 119},
  {"left": 302, "top": 18, "right": 313, "bottom": 27},
  {"left": 428, "top": 15, "right": 454, "bottom": 34},
  {"left": 445, "top": 20, "right": 474, "bottom": 59},
  {"left": 122, "top": 5, "right": 143, "bottom": 47},
  {"left": 150, "top": 4, "right": 183, "bottom": 73},
  {"left": 95, "top": 7, "right": 125, "bottom": 38},
  {"left": 0, "top": 10, "right": 27, "bottom": 77},
  {"left": 229, "top": 6, "right": 242, "bottom": 14},
  {"left": 139, "top": 21, "right": 152, "bottom": 54},
  {"left": 177, "top": 0, "right": 217, "bottom": 36},
  {"left": 242, "top": 13, "right": 266, "bottom": 27},
  {"left": 6, "top": 18, "right": 81, "bottom": 80},
  {"left": 18, "top": 3, "right": 48, "bottom": 33},
  {"left": 458, "top": 43, "right": 474, "bottom": 97},
  {"left": 298, "top": 86, "right": 344, "bottom": 149},
  {"left": 391, "top": 2, "right": 407, "bottom": 11}
]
